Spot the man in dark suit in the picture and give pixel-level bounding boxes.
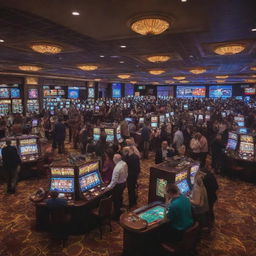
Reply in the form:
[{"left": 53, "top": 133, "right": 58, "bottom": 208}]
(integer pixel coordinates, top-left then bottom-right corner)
[
  {"left": 53, "top": 118, "right": 66, "bottom": 154},
  {"left": 155, "top": 140, "right": 175, "bottom": 164},
  {"left": 2, "top": 140, "right": 21, "bottom": 194}
]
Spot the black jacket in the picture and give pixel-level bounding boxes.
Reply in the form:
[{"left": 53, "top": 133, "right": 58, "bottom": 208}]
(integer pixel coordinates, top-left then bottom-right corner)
[
  {"left": 155, "top": 148, "right": 175, "bottom": 164},
  {"left": 2, "top": 145, "right": 21, "bottom": 168},
  {"left": 124, "top": 153, "right": 140, "bottom": 178},
  {"left": 203, "top": 172, "right": 219, "bottom": 203},
  {"left": 54, "top": 122, "right": 66, "bottom": 141}
]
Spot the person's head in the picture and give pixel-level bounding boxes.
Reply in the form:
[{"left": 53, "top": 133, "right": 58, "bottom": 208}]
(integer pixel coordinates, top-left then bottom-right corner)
[
  {"left": 166, "top": 183, "right": 180, "bottom": 198},
  {"left": 113, "top": 153, "right": 122, "bottom": 164},
  {"left": 126, "top": 138, "right": 132, "bottom": 146},
  {"left": 161, "top": 140, "right": 168, "bottom": 150},
  {"left": 6, "top": 140, "right": 11, "bottom": 146},
  {"left": 194, "top": 171, "right": 205, "bottom": 187},
  {"left": 122, "top": 146, "right": 130, "bottom": 156},
  {"left": 178, "top": 145, "right": 186, "bottom": 156},
  {"left": 49, "top": 190, "right": 59, "bottom": 199}
]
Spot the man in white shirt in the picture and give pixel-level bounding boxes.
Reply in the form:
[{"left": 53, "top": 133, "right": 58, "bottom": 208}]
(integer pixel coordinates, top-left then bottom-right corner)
[
  {"left": 108, "top": 154, "right": 128, "bottom": 219},
  {"left": 173, "top": 127, "right": 184, "bottom": 150}
]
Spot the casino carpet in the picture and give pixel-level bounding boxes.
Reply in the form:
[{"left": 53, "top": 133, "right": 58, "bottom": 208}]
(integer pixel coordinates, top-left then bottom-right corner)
[{"left": 0, "top": 148, "right": 256, "bottom": 256}]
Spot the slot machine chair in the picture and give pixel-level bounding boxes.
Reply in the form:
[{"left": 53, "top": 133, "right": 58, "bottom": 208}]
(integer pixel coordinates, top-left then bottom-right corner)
[
  {"left": 160, "top": 221, "right": 199, "bottom": 256},
  {"left": 91, "top": 195, "right": 113, "bottom": 239}
]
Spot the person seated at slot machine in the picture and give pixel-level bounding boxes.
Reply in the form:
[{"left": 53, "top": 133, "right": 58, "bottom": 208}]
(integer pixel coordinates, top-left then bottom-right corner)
[
  {"left": 155, "top": 141, "right": 175, "bottom": 164},
  {"left": 163, "top": 184, "right": 194, "bottom": 242},
  {"left": 107, "top": 154, "right": 128, "bottom": 219},
  {"left": 101, "top": 149, "right": 115, "bottom": 184},
  {"left": 2, "top": 140, "right": 21, "bottom": 194},
  {"left": 46, "top": 190, "right": 67, "bottom": 209}
]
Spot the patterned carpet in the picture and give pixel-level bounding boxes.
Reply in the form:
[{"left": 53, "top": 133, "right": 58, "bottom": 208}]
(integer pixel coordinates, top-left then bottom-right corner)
[{"left": 0, "top": 150, "right": 256, "bottom": 256}]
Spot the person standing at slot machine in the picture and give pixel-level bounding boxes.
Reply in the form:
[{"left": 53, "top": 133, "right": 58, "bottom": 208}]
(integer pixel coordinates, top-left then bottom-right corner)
[
  {"left": 155, "top": 140, "right": 175, "bottom": 164},
  {"left": 107, "top": 154, "right": 128, "bottom": 219},
  {"left": 2, "top": 140, "right": 21, "bottom": 194},
  {"left": 53, "top": 118, "right": 66, "bottom": 154}
]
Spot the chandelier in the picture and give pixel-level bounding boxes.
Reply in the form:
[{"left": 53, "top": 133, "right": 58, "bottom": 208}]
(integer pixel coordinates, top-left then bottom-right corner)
[
  {"left": 77, "top": 65, "right": 98, "bottom": 71},
  {"left": 216, "top": 80, "right": 225, "bottom": 83},
  {"left": 130, "top": 81, "right": 137, "bottom": 84},
  {"left": 31, "top": 43, "right": 62, "bottom": 54},
  {"left": 149, "top": 70, "right": 165, "bottom": 75},
  {"left": 213, "top": 43, "right": 245, "bottom": 55},
  {"left": 250, "top": 67, "right": 256, "bottom": 71},
  {"left": 216, "top": 75, "right": 229, "bottom": 79},
  {"left": 117, "top": 74, "right": 131, "bottom": 79},
  {"left": 189, "top": 68, "right": 206, "bottom": 74},
  {"left": 179, "top": 80, "right": 189, "bottom": 83},
  {"left": 147, "top": 55, "right": 170, "bottom": 63},
  {"left": 173, "top": 76, "right": 186, "bottom": 80},
  {"left": 165, "top": 80, "right": 174, "bottom": 84},
  {"left": 130, "top": 16, "right": 170, "bottom": 35},
  {"left": 18, "top": 65, "right": 42, "bottom": 71}
]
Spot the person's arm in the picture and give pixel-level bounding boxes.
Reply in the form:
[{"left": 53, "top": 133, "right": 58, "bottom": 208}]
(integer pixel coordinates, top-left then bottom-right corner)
[
  {"left": 166, "top": 203, "right": 177, "bottom": 222},
  {"left": 107, "top": 167, "right": 119, "bottom": 189},
  {"left": 190, "top": 187, "right": 201, "bottom": 206}
]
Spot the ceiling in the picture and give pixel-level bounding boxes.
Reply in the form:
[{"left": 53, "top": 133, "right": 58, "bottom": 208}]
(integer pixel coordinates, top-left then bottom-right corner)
[{"left": 0, "top": 0, "right": 256, "bottom": 85}]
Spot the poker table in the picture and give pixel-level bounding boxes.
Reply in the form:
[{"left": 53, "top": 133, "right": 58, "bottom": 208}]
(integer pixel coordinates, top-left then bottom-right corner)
[{"left": 120, "top": 201, "right": 169, "bottom": 256}]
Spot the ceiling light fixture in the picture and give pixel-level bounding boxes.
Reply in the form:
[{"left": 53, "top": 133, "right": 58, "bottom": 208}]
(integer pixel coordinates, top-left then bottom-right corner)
[
  {"left": 152, "top": 82, "right": 159, "bottom": 85},
  {"left": 173, "top": 76, "right": 186, "bottom": 80},
  {"left": 250, "top": 66, "right": 256, "bottom": 71},
  {"left": 100, "top": 55, "right": 105, "bottom": 58},
  {"left": 130, "top": 81, "right": 137, "bottom": 84},
  {"left": 117, "top": 74, "right": 131, "bottom": 79},
  {"left": 72, "top": 11, "right": 80, "bottom": 16},
  {"left": 216, "top": 75, "right": 229, "bottom": 79},
  {"left": 77, "top": 65, "right": 98, "bottom": 71},
  {"left": 0, "top": 39, "right": 4, "bottom": 43},
  {"left": 129, "top": 15, "right": 170, "bottom": 35},
  {"left": 181, "top": 0, "right": 187, "bottom": 2},
  {"left": 18, "top": 65, "right": 42, "bottom": 71},
  {"left": 189, "top": 68, "right": 206, "bottom": 74},
  {"left": 213, "top": 43, "right": 246, "bottom": 55},
  {"left": 120, "top": 61, "right": 125, "bottom": 64},
  {"left": 251, "top": 28, "right": 256, "bottom": 32},
  {"left": 165, "top": 80, "right": 174, "bottom": 84},
  {"left": 31, "top": 43, "right": 62, "bottom": 54},
  {"left": 149, "top": 69, "right": 165, "bottom": 75},
  {"left": 120, "top": 45, "right": 126, "bottom": 48},
  {"left": 245, "top": 79, "right": 256, "bottom": 83},
  {"left": 147, "top": 55, "right": 170, "bottom": 63},
  {"left": 179, "top": 80, "right": 189, "bottom": 83},
  {"left": 251, "top": 74, "right": 256, "bottom": 78},
  {"left": 216, "top": 80, "right": 225, "bottom": 83}
]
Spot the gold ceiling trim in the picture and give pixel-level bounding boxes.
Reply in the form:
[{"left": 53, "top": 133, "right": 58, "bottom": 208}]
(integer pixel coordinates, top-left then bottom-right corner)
[
  {"left": 250, "top": 66, "right": 256, "bottom": 71},
  {"left": 165, "top": 80, "right": 174, "bottom": 84},
  {"left": 18, "top": 65, "right": 42, "bottom": 71}
]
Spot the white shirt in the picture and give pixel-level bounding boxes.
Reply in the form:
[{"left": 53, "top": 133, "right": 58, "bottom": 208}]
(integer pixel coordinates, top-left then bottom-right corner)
[
  {"left": 107, "top": 160, "right": 128, "bottom": 189},
  {"left": 173, "top": 130, "right": 184, "bottom": 148}
]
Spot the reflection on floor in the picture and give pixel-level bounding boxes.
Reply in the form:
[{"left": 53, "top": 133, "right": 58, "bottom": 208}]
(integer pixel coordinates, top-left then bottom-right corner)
[{"left": 0, "top": 150, "right": 256, "bottom": 256}]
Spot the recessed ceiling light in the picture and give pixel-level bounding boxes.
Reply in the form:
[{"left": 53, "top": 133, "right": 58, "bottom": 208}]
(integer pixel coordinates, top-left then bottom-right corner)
[
  {"left": 251, "top": 28, "right": 256, "bottom": 32},
  {"left": 120, "top": 45, "right": 126, "bottom": 48},
  {"left": 120, "top": 61, "right": 124, "bottom": 64},
  {"left": 100, "top": 55, "right": 105, "bottom": 58},
  {"left": 111, "top": 55, "right": 120, "bottom": 58},
  {"left": 181, "top": 0, "right": 187, "bottom": 2},
  {"left": 72, "top": 11, "right": 80, "bottom": 16},
  {"left": 0, "top": 39, "right": 4, "bottom": 43}
]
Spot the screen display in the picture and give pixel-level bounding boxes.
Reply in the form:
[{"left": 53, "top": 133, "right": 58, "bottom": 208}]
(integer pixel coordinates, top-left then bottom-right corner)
[
  {"left": 244, "top": 88, "right": 256, "bottom": 95},
  {"left": 226, "top": 139, "right": 237, "bottom": 150},
  {"left": 105, "top": 129, "right": 114, "bottom": 135},
  {"left": 209, "top": 86, "right": 232, "bottom": 98},
  {"left": 190, "top": 165, "right": 200, "bottom": 185},
  {"left": 183, "top": 104, "right": 188, "bottom": 110},
  {"left": 176, "top": 86, "right": 206, "bottom": 98},
  {"left": 221, "top": 112, "right": 226, "bottom": 118},
  {"left": 68, "top": 87, "right": 79, "bottom": 99},
  {"left": 79, "top": 161, "right": 99, "bottom": 176},
  {"left": 20, "top": 144, "right": 38, "bottom": 155},
  {"left": 234, "top": 116, "right": 244, "bottom": 122},
  {"left": 93, "top": 128, "right": 101, "bottom": 135},
  {"left": 51, "top": 168, "right": 75, "bottom": 176},
  {"left": 88, "top": 87, "right": 95, "bottom": 98},
  {"left": 205, "top": 115, "right": 210, "bottom": 121},
  {"left": 151, "top": 116, "right": 158, "bottom": 122},
  {"left": 20, "top": 138, "right": 37, "bottom": 145},
  {"left": 32, "top": 119, "right": 38, "bottom": 127},
  {"left": 175, "top": 170, "right": 188, "bottom": 183},
  {"left": 28, "top": 89, "right": 38, "bottom": 99},
  {"left": 125, "top": 118, "right": 133, "bottom": 122},
  {"left": 79, "top": 171, "right": 101, "bottom": 192},
  {"left": 93, "top": 134, "right": 100, "bottom": 141},
  {"left": 50, "top": 178, "right": 74, "bottom": 193},
  {"left": 0, "top": 88, "right": 10, "bottom": 98},
  {"left": 239, "top": 128, "right": 248, "bottom": 134},
  {"left": 157, "top": 86, "right": 174, "bottom": 97},
  {"left": 10, "top": 88, "right": 20, "bottom": 98},
  {"left": 151, "top": 122, "right": 158, "bottom": 128},
  {"left": 239, "top": 142, "right": 254, "bottom": 154},
  {"left": 156, "top": 178, "right": 167, "bottom": 198},
  {"left": 116, "top": 134, "right": 122, "bottom": 141},
  {"left": 228, "top": 132, "right": 238, "bottom": 140},
  {"left": 159, "top": 115, "right": 165, "bottom": 123},
  {"left": 106, "top": 135, "right": 114, "bottom": 142},
  {"left": 138, "top": 205, "right": 165, "bottom": 225},
  {"left": 237, "top": 122, "right": 244, "bottom": 127},
  {"left": 240, "top": 135, "right": 253, "bottom": 143},
  {"left": 198, "top": 114, "right": 203, "bottom": 120},
  {"left": 112, "top": 83, "right": 122, "bottom": 98},
  {"left": 176, "top": 180, "right": 190, "bottom": 194},
  {"left": 125, "top": 83, "right": 134, "bottom": 97}
]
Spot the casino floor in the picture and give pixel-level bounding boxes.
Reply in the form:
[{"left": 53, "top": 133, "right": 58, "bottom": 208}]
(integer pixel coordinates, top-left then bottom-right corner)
[{"left": 0, "top": 145, "right": 256, "bottom": 256}]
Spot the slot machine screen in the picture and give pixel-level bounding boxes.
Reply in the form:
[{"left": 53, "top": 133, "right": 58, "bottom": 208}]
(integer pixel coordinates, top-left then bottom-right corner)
[
  {"left": 237, "top": 122, "right": 244, "bottom": 127},
  {"left": 51, "top": 167, "right": 75, "bottom": 176},
  {"left": 207, "top": 106, "right": 211, "bottom": 111},
  {"left": 79, "top": 171, "right": 101, "bottom": 192},
  {"left": 28, "top": 89, "right": 38, "bottom": 99},
  {"left": 50, "top": 177, "right": 74, "bottom": 193},
  {"left": 183, "top": 104, "right": 188, "bottom": 110},
  {"left": 20, "top": 144, "right": 38, "bottom": 155},
  {"left": 190, "top": 165, "right": 200, "bottom": 185},
  {"left": 176, "top": 179, "right": 190, "bottom": 194},
  {"left": 209, "top": 86, "right": 232, "bottom": 98},
  {"left": 205, "top": 115, "right": 210, "bottom": 121},
  {"left": 228, "top": 132, "right": 238, "bottom": 140},
  {"left": 116, "top": 133, "right": 122, "bottom": 141},
  {"left": 159, "top": 115, "right": 165, "bottom": 123},
  {"left": 165, "top": 113, "right": 170, "bottom": 118},
  {"left": 95, "top": 106, "right": 100, "bottom": 111},
  {"left": 239, "top": 128, "right": 248, "bottom": 134},
  {"left": 79, "top": 161, "right": 99, "bottom": 176},
  {"left": 239, "top": 142, "right": 254, "bottom": 154},
  {"left": 198, "top": 114, "right": 203, "bottom": 121},
  {"left": 32, "top": 119, "right": 38, "bottom": 127},
  {"left": 0, "top": 88, "right": 9, "bottom": 98},
  {"left": 156, "top": 178, "right": 167, "bottom": 198},
  {"left": 93, "top": 128, "right": 101, "bottom": 141},
  {"left": 221, "top": 112, "right": 226, "bottom": 118},
  {"left": 105, "top": 129, "right": 114, "bottom": 142},
  {"left": 175, "top": 170, "right": 188, "bottom": 183},
  {"left": 139, "top": 117, "right": 145, "bottom": 123},
  {"left": 151, "top": 122, "right": 158, "bottom": 128},
  {"left": 226, "top": 139, "right": 237, "bottom": 150},
  {"left": 234, "top": 116, "right": 244, "bottom": 122},
  {"left": 10, "top": 88, "right": 20, "bottom": 98},
  {"left": 151, "top": 116, "right": 158, "bottom": 123},
  {"left": 138, "top": 205, "right": 165, "bottom": 225},
  {"left": 68, "top": 87, "right": 79, "bottom": 99},
  {"left": 125, "top": 118, "right": 133, "bottom": 122},
  {"left": 240, "top": 135, "right": 253, "bottom": 143},
  {"left": 170, "top": 112, "right": 174, "bottom": 116}
]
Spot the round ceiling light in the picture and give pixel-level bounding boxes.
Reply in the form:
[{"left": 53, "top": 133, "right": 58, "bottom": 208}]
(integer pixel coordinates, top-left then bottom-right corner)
[
  {"left": 18, "top": 65, "right": 42, "bottom": 71},
  {"left": 130, "top": 81, "right": 137, "bottom": 84},
  {"left": 149, "top": 69, "right": 165, "bottom": 75},
  {"left": 189, "top": 68, "right": 206, "bottom": 74},
  {"left": 152, "top": 82, "right": 160, "bottom": 85},
  {"left": 250, "top": 66, "right": 256, "bottom": 71},
  {"left": 245, "top": 79, "right": 256, "bottom": 83},
  {"left": 30, "top": 43, "right": 62, "bottom": 54},
  {"left": 147, "top": 55, "right": 170, "bottom": 63},
  {"left": 216, "top": 75, "right": 229, "bottom": 79},
  {"left": 77, "top": 65, "right": 98, "bottom": 71},
  {"left": 179, "top": 80, "right": 189, "bottom": 83},
  {"left": 117, "top": 74, "right": 131, "bottom": 79},
  {"left": 213, "top": 43, "right": 245, "bottom": 55},
  {"left": 173, "top": 76, "right": 186, "bottom": 80},
  {"left": 251, "top": 74, "right": 256, "bottom": 78},
  {"left": 129, "top": 16, "right": 170, "bottom": 35}
]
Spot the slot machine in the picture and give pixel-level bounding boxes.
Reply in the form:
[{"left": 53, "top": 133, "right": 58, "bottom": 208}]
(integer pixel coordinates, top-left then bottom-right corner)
[
  {"left": 175, "top": 169, "right": 191, "bottom": 195},
  {"left": 116, "top": 125, "right": 123, "bottom": 143},
  {"left": 226, "top": 132, "right": 238, "bottom": 151},
  {"left": 31, "top": 119, "right": 39, "bottom": 134},
  {"left": 12, "top": 99, "right": 23, "bottom": 114},
  {"left": 239, "top": 135, "right": 255, "bottom": 160},
  {"left": 93, "top": 128, "right": 101, "bottom": 142},
  {"left": 78, "top": 161, "right": 106, "bottom": 200},
  {"left": 139, "top": 117, "right": 145, "bottom": 124},
  {"left": 17, "top": 135, "right": 40, "bottom": 162},
  {"left": 150, "top": 116, "right": 158, "bottom": 128},
  {"left": 105, "top": 128, "right": 114, "bottom": 143},
  {"left": 49, "top": 166, "right": 75, "bottom": 201}
]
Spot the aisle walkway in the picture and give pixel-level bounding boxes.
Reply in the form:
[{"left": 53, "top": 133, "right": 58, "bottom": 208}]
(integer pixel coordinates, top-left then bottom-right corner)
[{"left": 0, "top": 155, "right": 255, "bottom": 256}]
